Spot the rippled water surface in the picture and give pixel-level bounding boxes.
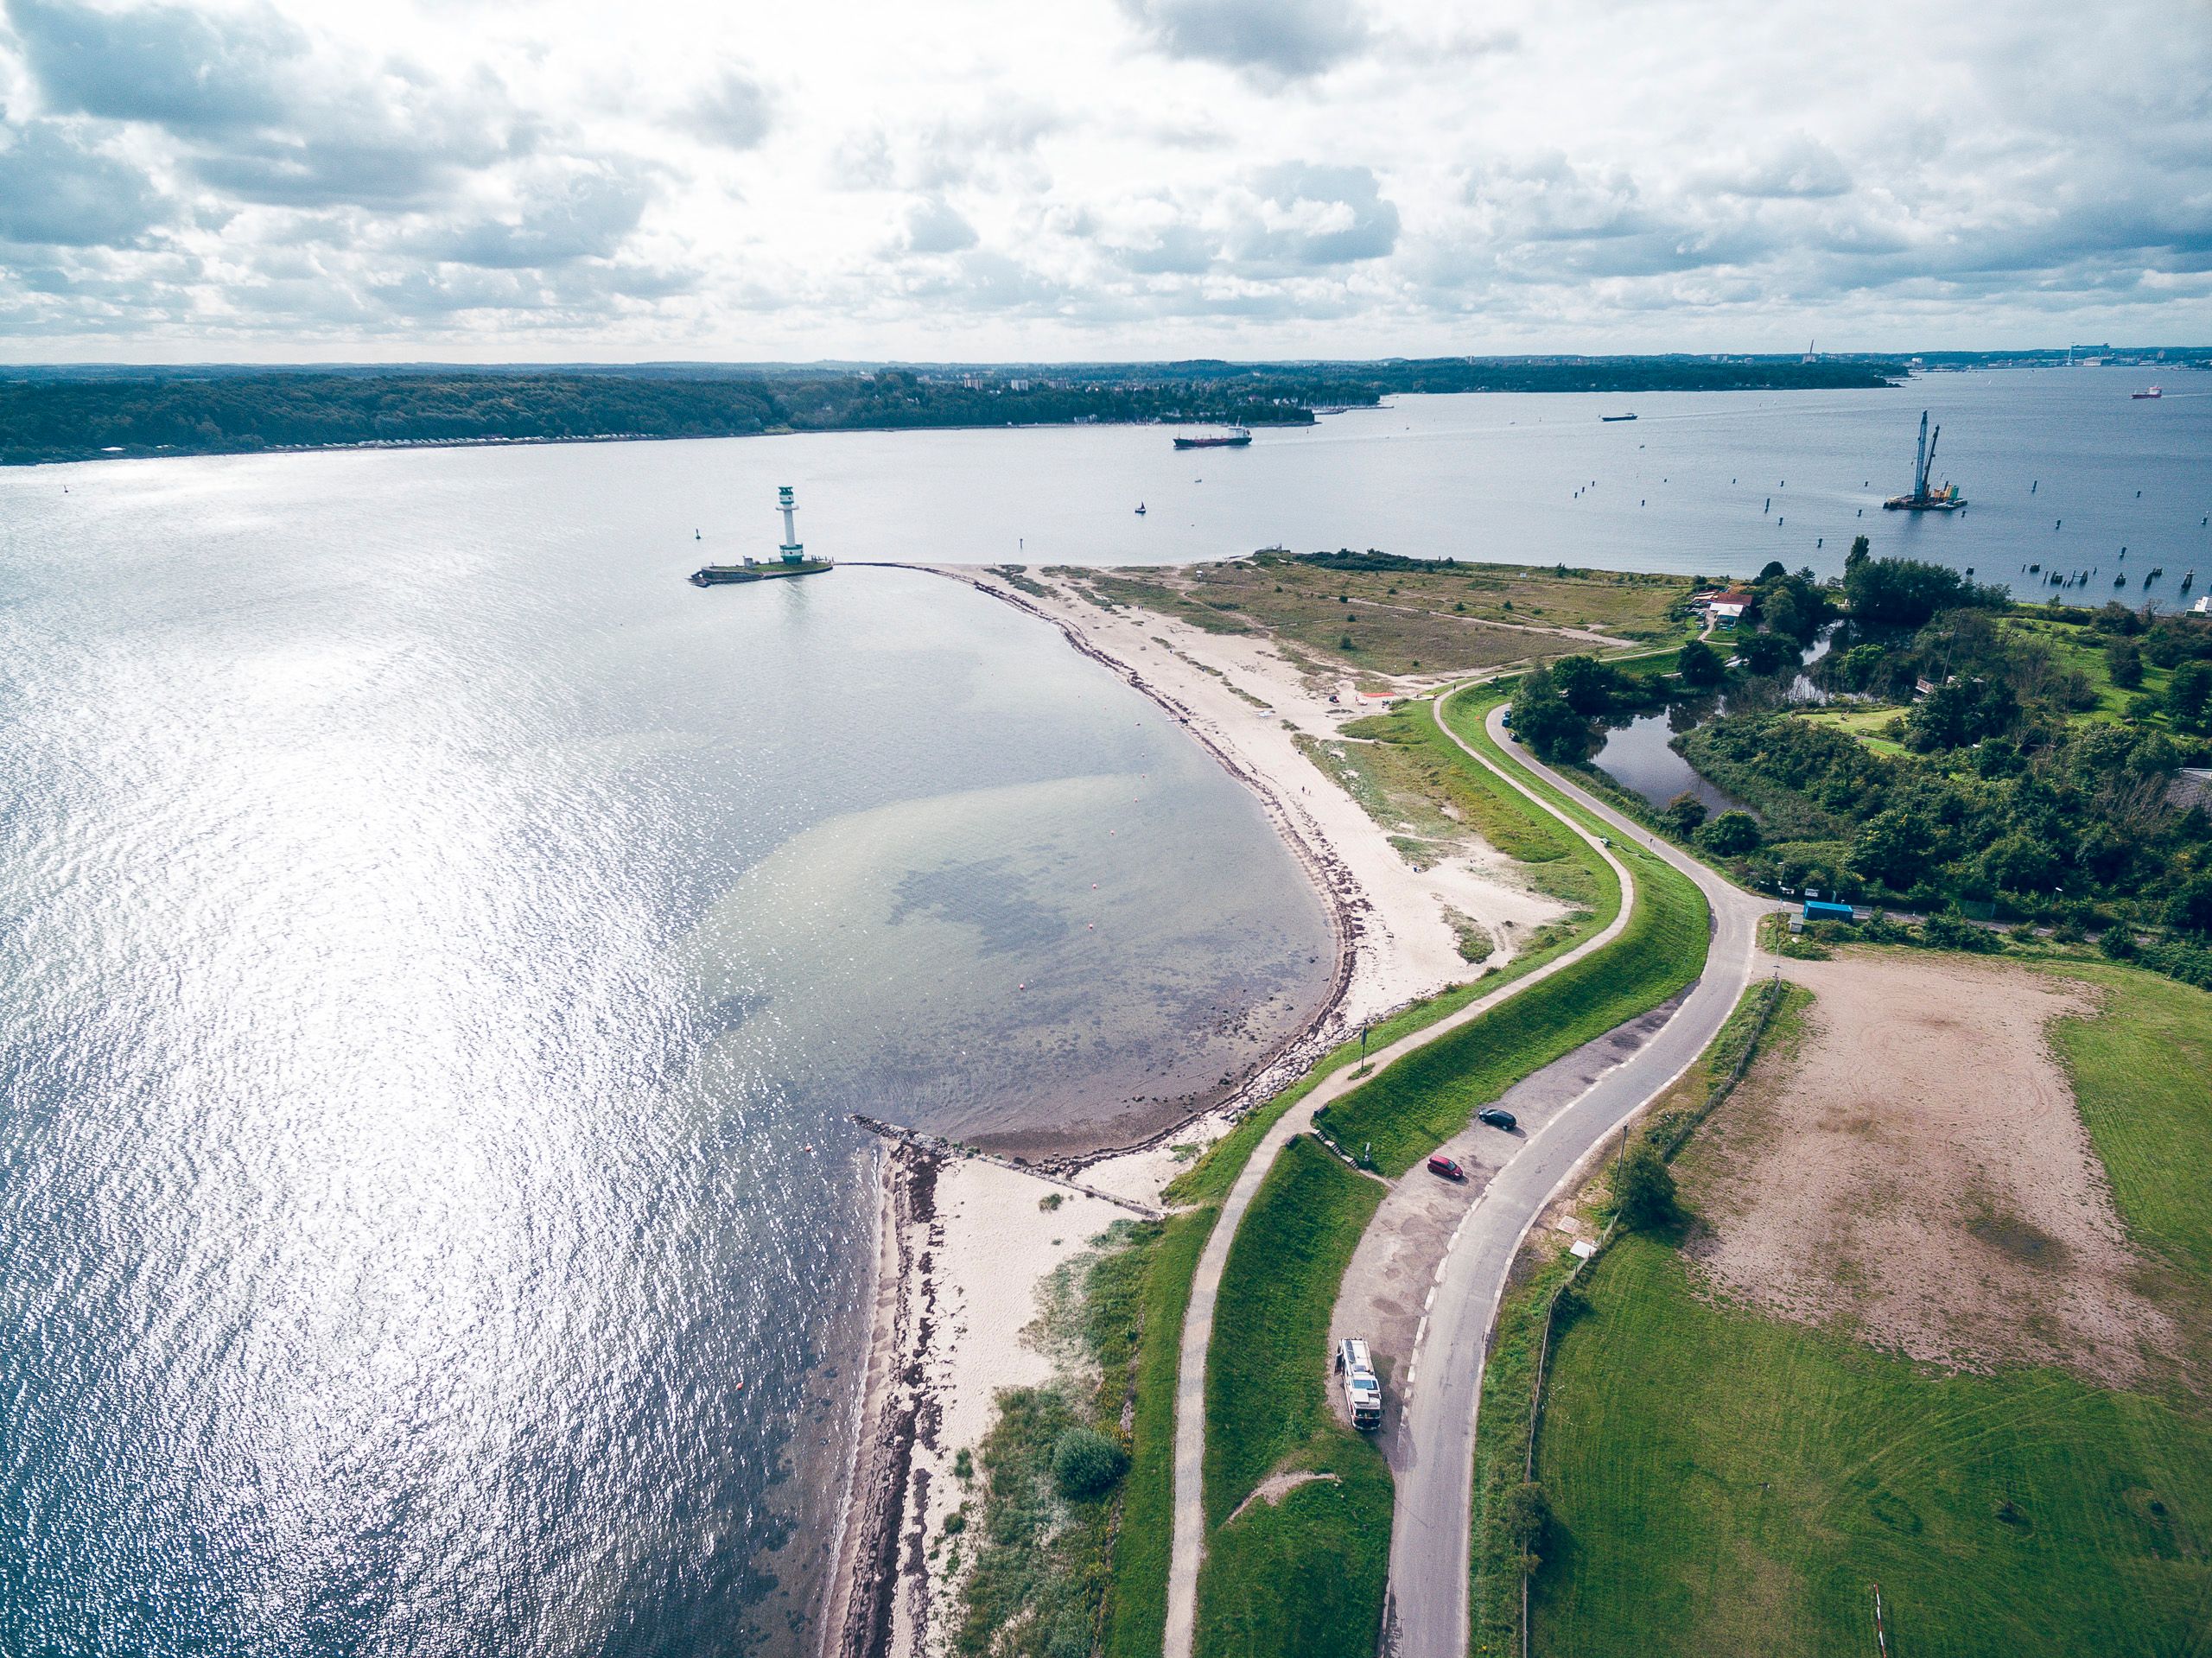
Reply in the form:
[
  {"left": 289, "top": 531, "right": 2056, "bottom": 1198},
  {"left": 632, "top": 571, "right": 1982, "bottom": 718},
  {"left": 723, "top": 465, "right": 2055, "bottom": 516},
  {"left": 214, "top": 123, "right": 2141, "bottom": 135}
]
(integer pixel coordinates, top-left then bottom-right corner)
[{"left": 0, "top": 453, "right": 1332, "bottom": 1656}]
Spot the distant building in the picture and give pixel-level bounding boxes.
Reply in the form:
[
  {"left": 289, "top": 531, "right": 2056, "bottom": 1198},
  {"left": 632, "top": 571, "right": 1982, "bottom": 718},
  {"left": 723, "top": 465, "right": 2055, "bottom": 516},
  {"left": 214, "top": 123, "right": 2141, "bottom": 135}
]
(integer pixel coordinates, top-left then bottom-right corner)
[{"left": 1706, "top": 588, "right": 1754, "bottom": 620}]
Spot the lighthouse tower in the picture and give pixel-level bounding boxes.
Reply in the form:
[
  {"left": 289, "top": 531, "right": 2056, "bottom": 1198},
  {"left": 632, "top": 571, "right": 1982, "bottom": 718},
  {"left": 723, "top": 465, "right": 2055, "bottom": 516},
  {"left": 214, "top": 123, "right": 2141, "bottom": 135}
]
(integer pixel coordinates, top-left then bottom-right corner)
[{"left": 777, "top": 486, "right": 804, "bottom": 564}]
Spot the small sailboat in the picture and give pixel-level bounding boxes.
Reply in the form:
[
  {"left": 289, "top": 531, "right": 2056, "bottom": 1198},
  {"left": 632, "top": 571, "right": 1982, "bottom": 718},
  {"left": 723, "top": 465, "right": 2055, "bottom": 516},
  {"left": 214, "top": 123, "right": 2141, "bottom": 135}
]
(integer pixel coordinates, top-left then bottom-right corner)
[{"left": 1135, "top": 502, "right": 1146, "bottom": 515}]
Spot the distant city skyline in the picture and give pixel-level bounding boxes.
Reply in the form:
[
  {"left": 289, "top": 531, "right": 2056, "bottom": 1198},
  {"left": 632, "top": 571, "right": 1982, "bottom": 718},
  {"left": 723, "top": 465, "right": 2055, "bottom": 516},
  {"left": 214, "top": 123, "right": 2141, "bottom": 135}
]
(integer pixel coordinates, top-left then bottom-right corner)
[{"left": 0, "top": 0, "right": 2204, "bottom": 361}]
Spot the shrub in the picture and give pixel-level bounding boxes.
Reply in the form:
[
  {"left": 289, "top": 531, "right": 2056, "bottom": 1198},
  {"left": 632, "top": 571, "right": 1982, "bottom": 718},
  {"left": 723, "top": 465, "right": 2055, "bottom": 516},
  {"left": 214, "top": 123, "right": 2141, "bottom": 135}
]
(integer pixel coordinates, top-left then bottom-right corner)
[
  {"left": 1052, "top": 1426, "right": 1129, "bottom": 1500},
  {"left": 1923, "top": 911, "right": 2001, "bottom": 952},
  {"left": 1614, "top": 1141, "right": 1678, "bottom": 1229},
  {"left": 1699, "top": 810, "right": 1761, "bottom": 857},
  {"left": 1502, "top": 1479, "right": 1552, "bottom": 1551}
]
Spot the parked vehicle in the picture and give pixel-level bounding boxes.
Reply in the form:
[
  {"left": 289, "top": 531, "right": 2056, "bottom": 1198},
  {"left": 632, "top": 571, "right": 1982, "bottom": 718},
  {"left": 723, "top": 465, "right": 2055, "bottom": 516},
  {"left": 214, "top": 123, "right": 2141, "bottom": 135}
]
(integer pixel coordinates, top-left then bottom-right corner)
[
  {"left": 1335, "top": 1337, "right": 1383, "bottom": 1431},
  {"left": 1427, "top": 1153, "right": 1465, "bottom": 1181},
  {"left": 1478, "top": 1108, "right": 1517, "bottom": 1130}
]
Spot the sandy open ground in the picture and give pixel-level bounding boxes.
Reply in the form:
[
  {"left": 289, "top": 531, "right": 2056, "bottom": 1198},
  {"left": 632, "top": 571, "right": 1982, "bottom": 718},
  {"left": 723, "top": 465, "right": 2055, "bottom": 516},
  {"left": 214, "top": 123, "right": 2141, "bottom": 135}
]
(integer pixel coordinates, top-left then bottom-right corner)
[{"left": 1687, "top": 950, "right": 2171, "bottom": 1384}]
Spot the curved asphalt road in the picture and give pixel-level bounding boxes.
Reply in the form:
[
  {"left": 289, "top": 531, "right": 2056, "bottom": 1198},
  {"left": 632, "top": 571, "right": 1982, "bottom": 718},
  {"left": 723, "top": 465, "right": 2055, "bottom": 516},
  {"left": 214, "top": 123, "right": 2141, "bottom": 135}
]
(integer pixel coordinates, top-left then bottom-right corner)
[
  {"left": 1160, "top": 695, "right": 1638, "bottom": 1658},
  {"left": 1378, "top": 697, "right": 1773, "bottom": 1658}
]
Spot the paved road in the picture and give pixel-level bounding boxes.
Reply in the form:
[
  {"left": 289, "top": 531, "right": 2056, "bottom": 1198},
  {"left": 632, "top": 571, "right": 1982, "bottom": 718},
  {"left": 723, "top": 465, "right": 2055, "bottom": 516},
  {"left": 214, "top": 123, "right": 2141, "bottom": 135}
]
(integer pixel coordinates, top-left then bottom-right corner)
[
  {"left": 1159, "top": 707, "right": 1638, "bottom": 1658},
  {"left": 1379, "top": 697, "right": 1775, "bottom": 1658}
]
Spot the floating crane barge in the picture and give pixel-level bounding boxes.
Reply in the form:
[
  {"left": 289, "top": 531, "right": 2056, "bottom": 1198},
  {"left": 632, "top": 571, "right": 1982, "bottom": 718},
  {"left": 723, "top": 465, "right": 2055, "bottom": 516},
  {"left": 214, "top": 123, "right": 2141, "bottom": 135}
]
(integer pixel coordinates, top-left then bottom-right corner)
[{"left": 1884, "top": 410, "right": 1966, "bottom": 511}]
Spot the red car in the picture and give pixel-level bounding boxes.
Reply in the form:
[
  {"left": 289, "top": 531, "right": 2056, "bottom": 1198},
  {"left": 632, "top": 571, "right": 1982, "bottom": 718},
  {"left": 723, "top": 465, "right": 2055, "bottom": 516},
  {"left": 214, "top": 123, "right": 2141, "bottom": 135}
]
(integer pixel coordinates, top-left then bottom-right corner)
[{"left": 1427, "top": 1154, "right": 1465, "bottom": 1181}]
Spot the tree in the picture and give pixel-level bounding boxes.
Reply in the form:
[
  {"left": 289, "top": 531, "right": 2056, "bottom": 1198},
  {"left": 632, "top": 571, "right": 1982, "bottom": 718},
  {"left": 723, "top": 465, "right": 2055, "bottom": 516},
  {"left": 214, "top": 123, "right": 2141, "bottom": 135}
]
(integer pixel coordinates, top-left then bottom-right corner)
[
  {"left": 1510, "top": 666, "right": 1593, "bottom": 763},
  {"left": 2166, "top": 874, "right": 2212, "bottom": 937},
  {"left": 1615, "top": 1140, "right": 1678, "bottom": 1229},
  {"left": 1052, "top": 1427, "right": 1129, "bottom": 1499},
  {"left": 1845, "top": 534, "right": 1872, "bottom": 569},
  {"left": 1664, "top": 791, "right": 1708, "bottom": 835},
  {"left": 1852, "top": 807, "right": 1942, "bottom": 890},
  {"left": 1981, "top": 832, "right": 2059, "bottom": 893},
  {"left": 1699, "top": 810, "right": 1761, "bottom": 856},
  {"left": 1837, "top": 642, "right": 1889, "bottom": 693},
  {"left": 2168, "top": 661, "right": 2212, "bottom": 733},
  {"left": 1845, "top": 555, "right": 2006, "bottom": 628},
  {"left": 1737, "top": 632, "right": 1802, "bottom": 677},
  {"left": 1501, "top": 1481, "right": 1552, "bottom": 1570},
  {"left": 1551, "top": 654, "right": 1620, "bottom": 716},
  {"left": 1676, "top": 638, "right": 1724, "bottom": 689},
  {"left": 2106, "top": 638, "right": 2145, "bottom": 690}
]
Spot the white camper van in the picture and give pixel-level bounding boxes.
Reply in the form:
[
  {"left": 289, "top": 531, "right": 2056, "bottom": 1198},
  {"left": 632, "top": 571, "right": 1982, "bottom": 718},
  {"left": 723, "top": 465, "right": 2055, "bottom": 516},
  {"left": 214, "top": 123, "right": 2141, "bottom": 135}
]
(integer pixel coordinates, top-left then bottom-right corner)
[{"left": 1336, "top": 1337, "right": 1382, "bottom": 1431}]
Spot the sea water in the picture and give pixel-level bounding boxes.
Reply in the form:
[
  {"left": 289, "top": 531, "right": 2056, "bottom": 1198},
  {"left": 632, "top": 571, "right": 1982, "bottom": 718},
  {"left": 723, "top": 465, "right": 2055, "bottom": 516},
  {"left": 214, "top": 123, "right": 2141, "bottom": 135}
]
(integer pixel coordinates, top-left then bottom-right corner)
[{"left": 0, "top": 457, "right": 1331, "bottom": 1657}]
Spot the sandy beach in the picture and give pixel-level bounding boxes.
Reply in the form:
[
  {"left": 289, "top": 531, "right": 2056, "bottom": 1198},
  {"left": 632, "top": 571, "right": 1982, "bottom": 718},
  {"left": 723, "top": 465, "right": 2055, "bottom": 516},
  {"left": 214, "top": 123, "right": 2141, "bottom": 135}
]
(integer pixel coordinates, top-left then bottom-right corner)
[{"left": 818, "top": 560, "right": 1573, "bottom": 1658}]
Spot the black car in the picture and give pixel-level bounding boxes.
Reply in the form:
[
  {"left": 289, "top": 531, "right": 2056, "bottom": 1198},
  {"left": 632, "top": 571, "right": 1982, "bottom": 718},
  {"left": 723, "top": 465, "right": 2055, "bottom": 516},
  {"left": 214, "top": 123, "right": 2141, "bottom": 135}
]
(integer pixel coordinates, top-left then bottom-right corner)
[{"left": 1478, "top": 1108, "right": 1516, "bottom": 1131}]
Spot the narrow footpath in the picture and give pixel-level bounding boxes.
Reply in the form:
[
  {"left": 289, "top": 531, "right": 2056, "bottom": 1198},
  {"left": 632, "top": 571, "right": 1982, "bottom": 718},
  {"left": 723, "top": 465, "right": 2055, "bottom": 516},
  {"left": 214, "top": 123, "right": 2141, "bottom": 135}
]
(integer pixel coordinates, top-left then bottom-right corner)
[{"left": 1377, "top": 700, "right": 1775, "bottom": 1658}]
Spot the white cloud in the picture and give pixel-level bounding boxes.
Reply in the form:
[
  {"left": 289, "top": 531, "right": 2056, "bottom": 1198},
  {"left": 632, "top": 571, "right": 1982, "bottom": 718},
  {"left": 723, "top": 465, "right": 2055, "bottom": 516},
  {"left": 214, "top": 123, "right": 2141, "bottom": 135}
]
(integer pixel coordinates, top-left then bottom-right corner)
[{"left": 0, "top": 0, "right": 2203, "bottom": 356}]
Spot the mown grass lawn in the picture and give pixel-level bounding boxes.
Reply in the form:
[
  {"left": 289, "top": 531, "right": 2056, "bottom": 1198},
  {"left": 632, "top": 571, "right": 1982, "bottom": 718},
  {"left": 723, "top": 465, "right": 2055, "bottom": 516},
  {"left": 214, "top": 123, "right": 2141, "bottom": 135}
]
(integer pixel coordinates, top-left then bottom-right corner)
[
  {"left": 1196, "top": 1134, "right": 1391, "bottom": 1658},
  {"left": 1530, "top": 959, "right": 2212, "bottom": 1658}
]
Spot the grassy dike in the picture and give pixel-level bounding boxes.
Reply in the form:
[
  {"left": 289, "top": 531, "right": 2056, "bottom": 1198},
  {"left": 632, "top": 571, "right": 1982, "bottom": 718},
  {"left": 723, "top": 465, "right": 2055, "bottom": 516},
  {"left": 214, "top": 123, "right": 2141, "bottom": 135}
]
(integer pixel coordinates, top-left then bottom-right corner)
[
  {"left": 1193, "top": 1137, "right": 1394, "bottom": 1658},
  {"left": 1526, "top": 959, "right": 2212, "bottom": 1658},
  {"left": 1320, "top": 695, "right": 1708, "bottom": 1177},
  {"left": 1108, "top": 977, "right": 1560, "bottom": 1658},
  {"left": 1184, "top": 681, "right": 1717, "bottom": 1657}
]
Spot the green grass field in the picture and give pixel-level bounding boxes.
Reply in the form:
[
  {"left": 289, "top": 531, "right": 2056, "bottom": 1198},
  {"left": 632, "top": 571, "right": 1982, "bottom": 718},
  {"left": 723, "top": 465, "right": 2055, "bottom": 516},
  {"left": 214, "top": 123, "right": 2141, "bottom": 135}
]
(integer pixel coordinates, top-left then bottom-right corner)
[
  {"left": 1529, "top": 958, "right": 2212, "bottom": 1658},
  {"left": 1195, "top": 1134, "right": 1392, "bottom": 1658}
]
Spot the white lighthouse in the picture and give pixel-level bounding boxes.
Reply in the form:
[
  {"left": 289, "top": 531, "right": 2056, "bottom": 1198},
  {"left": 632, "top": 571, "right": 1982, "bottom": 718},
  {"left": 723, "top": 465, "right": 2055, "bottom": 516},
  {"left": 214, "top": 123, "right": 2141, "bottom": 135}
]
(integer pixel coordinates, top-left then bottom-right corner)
[{"left": 778, "top": 485, "right": 804, "bottom": 563}]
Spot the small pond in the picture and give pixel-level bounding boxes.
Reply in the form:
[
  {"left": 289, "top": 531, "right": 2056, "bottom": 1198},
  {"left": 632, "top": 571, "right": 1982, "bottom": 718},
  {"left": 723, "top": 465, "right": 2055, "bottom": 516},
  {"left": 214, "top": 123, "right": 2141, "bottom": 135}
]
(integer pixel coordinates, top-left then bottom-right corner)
[{"left": 1590, "top": 626, "right": 1835, "bottom": 815}]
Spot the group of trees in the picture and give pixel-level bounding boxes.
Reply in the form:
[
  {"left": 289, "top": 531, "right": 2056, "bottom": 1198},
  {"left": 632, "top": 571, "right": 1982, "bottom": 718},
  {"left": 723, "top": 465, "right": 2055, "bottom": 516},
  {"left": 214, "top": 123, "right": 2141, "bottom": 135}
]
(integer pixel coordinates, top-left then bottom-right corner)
[
  {"left": 1681, "top": 664, "right": 2212, "bottom": 952},
  {"left": 0, "top": 367, "right": 1327, "bottom": 464},
  {"left": 1510, "top": 546, "right": 2212, "bottom": 973},
  {"left": 1509, "top": 653, "right": 1670, "bottom": 764},
  {"left": 0, "top": 356, "right": 1905, "bottom": 466},
  {"left": 2090, "top": 603, "right": 2212, "bottom": 734}
]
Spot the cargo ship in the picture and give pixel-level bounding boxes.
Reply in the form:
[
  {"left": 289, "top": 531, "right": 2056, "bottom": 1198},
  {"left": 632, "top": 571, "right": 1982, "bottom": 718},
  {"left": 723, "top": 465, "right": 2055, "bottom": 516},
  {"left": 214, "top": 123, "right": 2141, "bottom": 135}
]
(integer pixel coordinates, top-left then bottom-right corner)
[
  {"left": 1601, "top": 412, "right": 1637, "bottom": 422},
  {"left": 1172, "top": 426, "right": 1252, "bottom": 449},
  {"left": 1883, "top": 410, "right": 1967, "bottom": 511},
  {"left": 2133, "top": 386, "right": 2164, "bottom": 399},
  {"left": 691, "top": 486, "right": 834, "bottom": 585}
]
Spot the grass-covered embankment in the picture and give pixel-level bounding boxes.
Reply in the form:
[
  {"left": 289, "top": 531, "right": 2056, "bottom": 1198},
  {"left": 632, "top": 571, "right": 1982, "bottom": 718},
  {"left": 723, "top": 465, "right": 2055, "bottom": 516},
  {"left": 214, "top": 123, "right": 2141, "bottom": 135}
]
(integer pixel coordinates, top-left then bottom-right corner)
[
  {"left": 1194, "top": 1134, "right": 1392, "bottom": 1658},
  {"left": 1109, "top": 969, "right": 1531, "bottom": 1658},
  {"left": 1100, "top": 1210, "right": 1211, "bottom": 1658},
  {"left": 1319, "top": 759, "right": 1705, "bottom": 1178},
  {"left": 1528, "top": 960, "right": 2212, "bottom": 1657}
]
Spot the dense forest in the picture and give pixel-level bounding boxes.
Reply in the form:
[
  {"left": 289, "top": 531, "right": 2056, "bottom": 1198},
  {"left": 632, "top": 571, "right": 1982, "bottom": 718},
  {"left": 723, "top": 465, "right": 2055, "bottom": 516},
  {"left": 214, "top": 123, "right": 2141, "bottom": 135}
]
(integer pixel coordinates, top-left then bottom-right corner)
[
  {"left": 0, "top": 367, "right": 1323, "bottom": 464},
  {"left": 1511, "top": 547, "right": 2212, "bottom": 982},
  {"left": 0, "top": 356, "right": 1900, "bottom": 465}
]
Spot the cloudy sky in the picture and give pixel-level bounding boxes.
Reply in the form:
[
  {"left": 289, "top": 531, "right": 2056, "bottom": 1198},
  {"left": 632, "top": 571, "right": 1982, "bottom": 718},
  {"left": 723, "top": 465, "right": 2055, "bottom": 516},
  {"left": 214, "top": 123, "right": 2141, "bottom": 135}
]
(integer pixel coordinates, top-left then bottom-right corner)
[{"left": 0, "top": 0, "right": 2205, "bottom": 361}]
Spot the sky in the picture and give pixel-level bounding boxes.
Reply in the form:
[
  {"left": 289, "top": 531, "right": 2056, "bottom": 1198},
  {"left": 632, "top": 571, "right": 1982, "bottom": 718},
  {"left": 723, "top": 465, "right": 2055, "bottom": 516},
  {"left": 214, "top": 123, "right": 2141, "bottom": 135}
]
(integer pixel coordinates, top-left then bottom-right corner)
[{"left": 0, "top": 0, "right": 2206, "bottom": 362}]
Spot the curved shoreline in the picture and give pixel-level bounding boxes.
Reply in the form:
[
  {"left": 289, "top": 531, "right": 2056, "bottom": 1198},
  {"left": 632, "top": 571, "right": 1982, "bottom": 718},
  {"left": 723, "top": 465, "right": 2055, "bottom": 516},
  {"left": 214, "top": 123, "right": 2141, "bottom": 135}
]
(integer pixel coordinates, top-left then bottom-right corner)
[{"left": 816, "top": 562, "right": 1368, "bottom": 1658}]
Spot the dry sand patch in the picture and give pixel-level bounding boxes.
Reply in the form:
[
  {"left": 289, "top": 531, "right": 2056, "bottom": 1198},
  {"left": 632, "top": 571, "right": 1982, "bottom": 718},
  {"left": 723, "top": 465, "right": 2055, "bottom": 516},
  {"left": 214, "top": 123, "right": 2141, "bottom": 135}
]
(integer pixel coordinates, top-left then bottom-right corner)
[{"left": 1685, "top": 951, "right": 2171, "bottom": 1384}]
